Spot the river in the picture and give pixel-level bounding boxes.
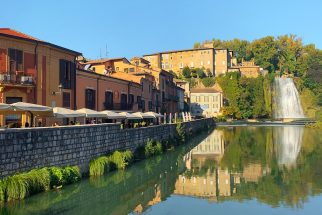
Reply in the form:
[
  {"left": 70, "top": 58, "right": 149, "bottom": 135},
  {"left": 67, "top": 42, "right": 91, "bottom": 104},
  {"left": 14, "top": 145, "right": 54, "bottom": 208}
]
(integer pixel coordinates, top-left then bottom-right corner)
[{"left": 1, "top": 126, "right": 322, "bottom": 215}]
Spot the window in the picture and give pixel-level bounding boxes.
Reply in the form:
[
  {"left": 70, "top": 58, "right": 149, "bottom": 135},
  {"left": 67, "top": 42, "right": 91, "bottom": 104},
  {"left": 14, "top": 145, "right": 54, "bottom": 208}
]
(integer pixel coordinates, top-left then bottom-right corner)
[
  {"left": 200, "top": 61, "right": 203, "bottom": 66},
  {"left": 179, "top": 62, "right": 183, "bottom": 69},
  {"left": 85, "top": 89, "right": 96, "bottom": 109},
  {"left": 207, "top": 61, "right": 210, "bottom": 65},
  {"left": 59, "top": 59, "right": 75, "bottom": 89},
  {"left": 141, "top": 82, "right": 144, "bottom": 91},
  {"left": 120, "top": 94, "right": 127, "bottom": 110},
  {"left": 128, "top": 94, "right": 134, "bottom": 106},
  {"left": 204, "top": 96, "right": 209, "bottom": 102},
  {"left": 190, "top": 62, "right": 194, "bottom": 68},
  {"left": 222, "top": 60, "right": 225, "bottom": 65},
  {"left": 104, "top": 91, "right": 113, "bottom": 109},
  {"left": 129, "top": 68, "right": 134, "bottom": 72},
  {"left": 141, "top": 100, "right": 145, "bottom": 112},
  {"left": 161, "top": 63, "right": 165, "bottom": 69},
  {"left": 124, "top": 68, "right": 128, "bottom": 73},
  {"left": 137, "top": 96, "right": 142, "bottom": 108},
  {"left": 148, "top": 101, "right": 152, "bottom": 110},
  {"left": 8, "top": 48, "right": 23, "bottom": 73},
  {"left": 62, "top": 92, "right": 70, "bottom": 108},
  {"left": 116, "top": 67, "right": 119, "bottom": 71}
]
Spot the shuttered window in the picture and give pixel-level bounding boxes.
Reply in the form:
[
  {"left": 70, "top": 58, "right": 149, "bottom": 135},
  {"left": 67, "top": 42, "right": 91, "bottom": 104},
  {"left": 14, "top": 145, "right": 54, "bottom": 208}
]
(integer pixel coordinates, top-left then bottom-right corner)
[
  {"left": 85, "top": 89, "right": 96, "bottom": 109},
  {"left": 59, "top": 59, "right": 75, "bottom": 89}
]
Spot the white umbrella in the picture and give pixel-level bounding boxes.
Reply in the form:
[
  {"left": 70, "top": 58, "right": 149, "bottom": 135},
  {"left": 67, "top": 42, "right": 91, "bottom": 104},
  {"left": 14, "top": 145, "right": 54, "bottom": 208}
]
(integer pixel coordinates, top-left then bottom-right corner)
[
  {"left": 53, "top": 107, "right": 85, "bottom": 118},
  {"left": 144, "top": 111, "right": 164, "bottom": 118},
  {"left": 133, "top": 112, "right": 155, "bottom": 119},
  {"left": 77, "top": 108, "right": 107, "bottom": 118},
  {"left": 119, "top": 112, "right": 142, "bottom": 120},
  {"left": 0, "top": 103, "right": 12, "bottom": 110},
  {"left": 10, "top": 102, "right": 53, "bottom": 116},
  {"left": 100, "top": 110, "right": 126, "bottom": 119}
]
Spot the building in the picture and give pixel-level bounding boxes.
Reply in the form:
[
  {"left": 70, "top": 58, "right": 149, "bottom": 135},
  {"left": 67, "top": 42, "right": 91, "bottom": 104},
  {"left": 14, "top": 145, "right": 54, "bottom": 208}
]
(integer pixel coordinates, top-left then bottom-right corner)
[
  {"left": 190, "top": 88, "right": 223, "bottom": 117},
  {"left": 0, "top": 28, "right": 81, "bottom": 126},
  {"left": 76, "top": 68, "right": 142, "bottom": 112},
  {"left": 143, "top": 48, "right": 233, "bottom": 77},
  {"left": 230, "top": 59, "right": 261, "bottom": 78}
]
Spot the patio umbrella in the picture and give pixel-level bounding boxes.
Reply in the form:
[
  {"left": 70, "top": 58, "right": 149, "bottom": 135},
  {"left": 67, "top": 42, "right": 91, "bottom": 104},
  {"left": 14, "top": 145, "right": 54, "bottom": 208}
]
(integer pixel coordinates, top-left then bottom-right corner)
[
  {"left": 145, "top": 111, "right": 164, "bottom": 118},
  {"left": 10, "top": 102, "right": 53, "bottom": 117},
  {"left": 53, "top": 107, "right": 86, "bottom": 118},
  {"left": 133, "top": 112, "right": 155, "bottom": 119},
  {"left": 119, "top": 112, "right": 142, "bottom": 120},
  {"left": 77, "top": 108, "right": 107, "bottom": 118},
  {"left": 100, "top": 110, "right": 126, "bottom": 119},
  {"left": 0, "top": 103, "right": 12, "bottom": 110}
]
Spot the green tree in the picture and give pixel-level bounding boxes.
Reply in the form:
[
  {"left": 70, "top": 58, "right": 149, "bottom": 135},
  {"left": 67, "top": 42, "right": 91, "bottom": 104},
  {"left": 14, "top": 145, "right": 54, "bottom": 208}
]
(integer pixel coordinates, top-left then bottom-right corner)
[
  {"left": 182, "top": 67, "right": 191, "bottom": 78},
  {"left": 201, "top": 77, "right": 215, "bottom": 87},
  {"left": 196, "top": 68, "right": 206, "bottom": 78}
]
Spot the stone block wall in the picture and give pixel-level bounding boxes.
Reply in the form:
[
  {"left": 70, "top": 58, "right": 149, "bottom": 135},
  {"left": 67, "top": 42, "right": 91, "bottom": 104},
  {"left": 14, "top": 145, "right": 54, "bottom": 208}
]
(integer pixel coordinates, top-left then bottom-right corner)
[{"left": 0, "top": 118, "right": 214, "bottom": 178}]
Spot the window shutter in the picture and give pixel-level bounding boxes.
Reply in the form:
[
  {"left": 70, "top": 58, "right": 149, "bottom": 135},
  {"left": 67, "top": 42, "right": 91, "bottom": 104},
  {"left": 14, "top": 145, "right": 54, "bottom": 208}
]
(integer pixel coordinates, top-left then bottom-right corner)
[
  {"left": 59, "top": 59, "right": 66, "bottom": 87},
  {"left": 70, "top": 62, "right": 76, "bottom": 89}
]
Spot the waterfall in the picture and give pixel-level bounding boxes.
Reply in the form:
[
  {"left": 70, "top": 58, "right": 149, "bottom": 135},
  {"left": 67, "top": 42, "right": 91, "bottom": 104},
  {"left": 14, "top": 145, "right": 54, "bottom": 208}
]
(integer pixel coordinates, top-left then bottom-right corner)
[{"left": 273, "top": 77, "right": 305, "bottom": 119}]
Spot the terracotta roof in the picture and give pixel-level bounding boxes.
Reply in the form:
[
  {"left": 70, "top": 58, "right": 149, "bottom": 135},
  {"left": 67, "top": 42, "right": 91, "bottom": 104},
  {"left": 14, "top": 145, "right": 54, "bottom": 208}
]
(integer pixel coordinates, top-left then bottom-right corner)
[
  {"left": 0, "top": 28, "right": 81, "bottom": 55},
  {"left": 110, "top": 72, "right": 142, "bottom": 84},
  {"left": 86, "top": 57, "right": 130, "bottom": 65},
  {"left": 190, "top": 88, "right": 221, "bottom": 93},
  {"left": 143, "top": 47, "right": 229, "bottom": 56},
  {"left": 0, "top": 28, "right": 41, "bottom": 41}
]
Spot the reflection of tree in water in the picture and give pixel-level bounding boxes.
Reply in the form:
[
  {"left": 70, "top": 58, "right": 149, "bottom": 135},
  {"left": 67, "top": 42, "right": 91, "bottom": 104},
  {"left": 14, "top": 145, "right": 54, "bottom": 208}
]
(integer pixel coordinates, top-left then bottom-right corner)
[{"left": 186, "top": 126, "right": 322, "bottom": 208}]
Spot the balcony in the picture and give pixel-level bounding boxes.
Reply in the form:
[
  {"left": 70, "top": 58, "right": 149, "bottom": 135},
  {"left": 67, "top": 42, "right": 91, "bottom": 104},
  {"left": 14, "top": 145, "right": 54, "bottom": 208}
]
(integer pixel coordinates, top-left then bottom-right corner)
[{"left": 0, "top": 73, "right": 34, "bottom": 87}]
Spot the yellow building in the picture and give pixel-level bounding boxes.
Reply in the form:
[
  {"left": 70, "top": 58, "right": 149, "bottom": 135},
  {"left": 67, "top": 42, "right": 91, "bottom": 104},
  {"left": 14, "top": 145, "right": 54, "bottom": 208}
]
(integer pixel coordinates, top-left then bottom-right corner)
[
  {"left": 143, "top": 48, "right": 233, "bottom": 77},
  {"left": 190, "top": 88, "right": 223, "bottom": 117},
  {"left": 230, "top": 59, "right": 261, "bottom": 78}
]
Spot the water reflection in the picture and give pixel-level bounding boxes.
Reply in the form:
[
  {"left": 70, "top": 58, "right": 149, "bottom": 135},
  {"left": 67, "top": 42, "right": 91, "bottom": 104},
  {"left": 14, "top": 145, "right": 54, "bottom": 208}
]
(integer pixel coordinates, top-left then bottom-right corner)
[
  {"left": 1, "top": 126, "right": 322, "bottom": 215},
  {"left": 274, "top": 126, "right": 303, "bottom": 166}
]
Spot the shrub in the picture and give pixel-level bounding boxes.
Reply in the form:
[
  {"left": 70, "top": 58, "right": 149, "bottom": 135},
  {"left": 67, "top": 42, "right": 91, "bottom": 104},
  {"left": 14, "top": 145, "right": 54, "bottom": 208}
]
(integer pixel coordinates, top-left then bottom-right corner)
[
  {"left": 144, "top": 139, "right": 155, "bottom": 157},
  {"left": 5, "top": 175, "right": 28, "bottom": 201},
  {"left": 155, "top": 141, "right": 163, "bottom": 155},
  {"left": 201, "top": 77, "right": 215, "bottom": 87},
  {"left": 109, "top": 151, "right": 133, "bottom": 170},
  {"left": 48, "top": 167, "right": 64, "bottom": 187},
  {"left": 175, "top": 123, "right": 186, "bottom": 143},
  {"left": 62, "top": 166, "right": 81, "bottom": 184},
  {"left": 25, "top": 168, "right": 50, "bottom": 194},
  {"left": 0, "top": 180, "right": 6, "bottom": 203},
  {"left": 89, "top": 157, "right": 110, "bottom": 176}
]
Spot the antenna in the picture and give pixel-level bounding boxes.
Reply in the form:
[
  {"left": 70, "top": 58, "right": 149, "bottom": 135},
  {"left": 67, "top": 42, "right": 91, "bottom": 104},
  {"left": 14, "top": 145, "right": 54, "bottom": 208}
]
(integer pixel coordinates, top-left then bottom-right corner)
[
  {"left": 105, "top": 44, "right": 109, "bottom": 58},
  {"left": 100, "top": 48, "right": 102, "bottom": 59}
]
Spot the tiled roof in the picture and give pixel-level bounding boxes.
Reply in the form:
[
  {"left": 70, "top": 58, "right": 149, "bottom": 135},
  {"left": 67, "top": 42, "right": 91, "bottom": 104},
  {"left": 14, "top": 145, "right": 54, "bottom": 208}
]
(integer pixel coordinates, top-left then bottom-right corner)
[
  {"left": 0, "top": 28, "right": 81, "bottom": 55},
  {"left": 86, "top": 57, "right": 130, "bottom": 64},
  {"left": 110, "top": 72, "right": 142, "bottom": 84},
  {"left": 190, "top": 88, "right": 221, "bottom": 93},
  {"left": 0, "top": 28, "right": 41, "bottom": 41}
]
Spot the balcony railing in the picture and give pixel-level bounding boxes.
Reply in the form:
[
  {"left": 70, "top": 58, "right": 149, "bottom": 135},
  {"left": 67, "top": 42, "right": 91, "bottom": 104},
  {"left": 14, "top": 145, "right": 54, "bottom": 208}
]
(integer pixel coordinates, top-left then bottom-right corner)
[{"left": 0, "top": 74, "right": 34, "bottom": 86}]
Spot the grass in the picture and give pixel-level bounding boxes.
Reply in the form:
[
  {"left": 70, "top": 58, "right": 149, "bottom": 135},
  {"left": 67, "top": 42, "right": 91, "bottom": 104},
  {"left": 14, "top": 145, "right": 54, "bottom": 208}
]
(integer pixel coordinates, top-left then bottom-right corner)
[
  {"left": 89, "top": 150, "right": 134, "bottom": 176},
  {"left": 0, "top": 166, "right": 81, "bottom": 203}
]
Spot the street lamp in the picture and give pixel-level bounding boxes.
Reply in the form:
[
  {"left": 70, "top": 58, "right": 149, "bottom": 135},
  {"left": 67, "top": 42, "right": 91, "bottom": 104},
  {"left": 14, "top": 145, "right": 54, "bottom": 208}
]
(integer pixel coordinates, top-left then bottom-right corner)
[{"left": 52, "top": 84, "right": 63, "bottom": 95}]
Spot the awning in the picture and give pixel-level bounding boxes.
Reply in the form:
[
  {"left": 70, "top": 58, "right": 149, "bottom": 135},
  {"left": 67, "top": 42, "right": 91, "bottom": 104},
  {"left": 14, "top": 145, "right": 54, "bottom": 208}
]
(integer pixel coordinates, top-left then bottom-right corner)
[
  {"left": 133, "top": 112, "right": 155, "bottom": 119},
  {"left": 100, "top": 110, "right": 126, "bottom": 119},
  {"left": 53, "top": 107, "right": 85, "bottom": 118},
  {"left": 119, "top": 112, "right": 143, "bottom": 120},
  {"left": 10, "top": 102, "right": 53, "bottom": 117},
  {"left": 0, "top": 103, "right": 12, "bottom": 110},
  {"left": 77, "top": 108, "right": 107, "bottom": 118},
  {"left": 145, "top": 111, "right": 164, "bottom": 118}
]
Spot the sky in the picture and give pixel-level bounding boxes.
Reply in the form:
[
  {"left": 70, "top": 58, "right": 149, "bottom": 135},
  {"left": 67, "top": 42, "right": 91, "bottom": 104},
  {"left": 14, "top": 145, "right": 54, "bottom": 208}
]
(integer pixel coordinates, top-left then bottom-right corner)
[{"left": 1, "top": 0, "right": 321, "bottom": 59}]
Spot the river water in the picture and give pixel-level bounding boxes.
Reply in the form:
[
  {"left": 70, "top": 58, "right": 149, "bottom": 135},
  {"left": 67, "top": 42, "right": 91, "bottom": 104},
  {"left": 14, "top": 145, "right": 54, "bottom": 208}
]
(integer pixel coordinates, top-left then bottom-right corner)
[{"left": 1, "top": 126, "right": 322, "bottom": 215}]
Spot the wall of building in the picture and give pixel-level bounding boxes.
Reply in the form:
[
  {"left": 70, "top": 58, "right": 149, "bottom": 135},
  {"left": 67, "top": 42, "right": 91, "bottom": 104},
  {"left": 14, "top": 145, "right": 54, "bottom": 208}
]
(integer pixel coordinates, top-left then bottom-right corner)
[
  {"left": 0, "top": 118, "right": 215, "bottom": 179},
  {"left": 190, "top": 92, "right": 223, "bottom": 117}
]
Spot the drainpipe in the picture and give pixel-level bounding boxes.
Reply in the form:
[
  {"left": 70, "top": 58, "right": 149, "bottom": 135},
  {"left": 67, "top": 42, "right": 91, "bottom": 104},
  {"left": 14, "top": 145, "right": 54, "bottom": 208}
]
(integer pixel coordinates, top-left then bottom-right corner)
[
  {"left": 96, "top": 76, "right": 99, "bottom": 111},
  {"left": 34, "top": 42, "right": 39, "bottom": 104},
  {"left": 73, "top": 57, "right": 78, "bottom": 110}
]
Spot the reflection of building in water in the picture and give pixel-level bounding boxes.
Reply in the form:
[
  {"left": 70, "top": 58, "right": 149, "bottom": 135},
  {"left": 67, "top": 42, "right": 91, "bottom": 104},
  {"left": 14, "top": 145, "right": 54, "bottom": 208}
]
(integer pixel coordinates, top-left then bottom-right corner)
[
  {"left": 183, "top": 130, "right": 225, "bottom": 170},
  {"left": 217, "top": 169, "right": 231, "bottom": 196},
  {"left": 242, "top": 163, "right": 270, "bottom": 183},
  {"left": 274, "top": 126, "right": 304, "bottom": 167}
]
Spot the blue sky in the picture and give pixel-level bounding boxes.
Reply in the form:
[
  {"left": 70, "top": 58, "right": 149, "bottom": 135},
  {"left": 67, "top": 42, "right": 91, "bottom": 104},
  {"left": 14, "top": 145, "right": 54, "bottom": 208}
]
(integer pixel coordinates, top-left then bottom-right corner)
[{"left": 1, "top": 0, "right": 321, "bottom": 59}]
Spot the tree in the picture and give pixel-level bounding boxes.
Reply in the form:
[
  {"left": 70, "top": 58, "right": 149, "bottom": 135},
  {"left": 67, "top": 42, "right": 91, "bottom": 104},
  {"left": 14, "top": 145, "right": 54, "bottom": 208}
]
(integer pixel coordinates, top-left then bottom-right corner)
[
  {"left": 194, "top": 42, "right": 201, "bottom": 48},
  {"left": 182, "top": 67, "right": 191, "bottom": 78},
  {"left": 196, "top": 68, "right": 206, "bottom": 78},
  {"left": 201, "top": 77, "right": 215, "bottom": 87}
]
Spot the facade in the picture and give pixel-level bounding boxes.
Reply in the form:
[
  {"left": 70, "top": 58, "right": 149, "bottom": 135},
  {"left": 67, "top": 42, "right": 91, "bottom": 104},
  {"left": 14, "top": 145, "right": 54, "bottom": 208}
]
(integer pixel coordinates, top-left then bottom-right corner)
[
  {"left": 0, "top": 28, "right": 81, "bottom": 126},
  {"left": 143, "top": 48, "right": 233, "bottom": 77},
  {"left": 230, "top": 59, "right": 261, "bottom": 78},
  {"left": 190, "top": 88, "right": 223, "bottom": 117},
  {"left": 76, "top": 69, "right": 142, "bottom": 112}
]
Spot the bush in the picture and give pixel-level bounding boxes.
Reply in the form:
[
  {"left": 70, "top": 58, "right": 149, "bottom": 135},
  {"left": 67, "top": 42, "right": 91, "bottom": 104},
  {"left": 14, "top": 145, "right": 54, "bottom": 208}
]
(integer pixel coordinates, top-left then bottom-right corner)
[
  {"left": 48, "top": 167, "right": 64, "bottom": 187},
  {"left": 62, "top": 166, "right": 81, "bottom": 184},
  {"left": 89, "top": 157, "right": 109, "bottom": 176},
  {"left": 5, "top": 175, "right": 28, "bottom": 201},
  {"left": 25, "top": 168, "right": 50, "bottom": 194},
  {"left": 155, "top": 141, "right": 163, "bottom": 155},
  {"left": 175, "top": 123, "right": 186, "bottom": 143},
  {"left": 145, "top": 139, "right": 155, "bottom": 158},
  {"left": 0, "top": 180, "right": 5, "bottom": 203},
  {"left": 109, "top": 150, "right": 133, "bottom": 170},
  {"left": 201, "top": 77, "right": 215, "bottom": 87}
]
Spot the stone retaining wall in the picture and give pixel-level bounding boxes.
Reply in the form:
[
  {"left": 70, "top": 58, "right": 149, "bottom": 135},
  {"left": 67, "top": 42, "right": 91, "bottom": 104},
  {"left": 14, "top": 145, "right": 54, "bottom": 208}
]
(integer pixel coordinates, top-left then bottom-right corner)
[{"left": 0, "top": 118, "right": 214, "bottom": 178}]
